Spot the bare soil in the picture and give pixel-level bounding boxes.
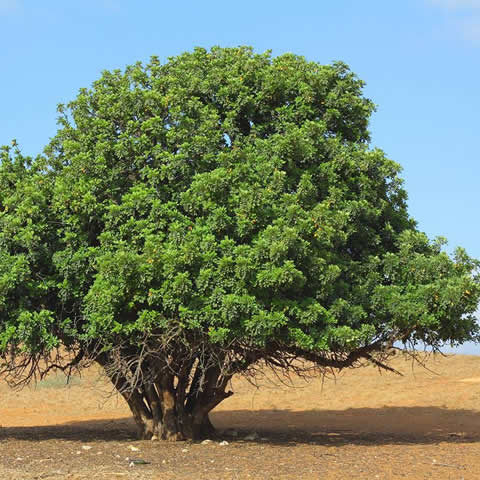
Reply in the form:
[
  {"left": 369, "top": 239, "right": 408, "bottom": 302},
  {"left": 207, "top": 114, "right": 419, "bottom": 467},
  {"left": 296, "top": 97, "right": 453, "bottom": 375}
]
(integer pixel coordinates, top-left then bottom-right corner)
[{"left": 0, "top": 353, "right": 479, "bottom": 479}]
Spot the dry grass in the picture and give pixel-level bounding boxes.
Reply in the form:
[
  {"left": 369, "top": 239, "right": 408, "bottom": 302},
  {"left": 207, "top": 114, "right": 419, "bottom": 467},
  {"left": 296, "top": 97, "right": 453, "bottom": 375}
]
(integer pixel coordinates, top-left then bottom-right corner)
[{"left": 0, "top": 353, "right": 479, "bottom": 479}]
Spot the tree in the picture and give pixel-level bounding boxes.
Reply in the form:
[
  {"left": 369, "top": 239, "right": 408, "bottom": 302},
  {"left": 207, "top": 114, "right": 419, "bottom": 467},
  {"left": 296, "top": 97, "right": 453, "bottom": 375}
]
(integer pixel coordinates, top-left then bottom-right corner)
[{"left": 0, "top": 46, "right": 478, "bottom": 441}]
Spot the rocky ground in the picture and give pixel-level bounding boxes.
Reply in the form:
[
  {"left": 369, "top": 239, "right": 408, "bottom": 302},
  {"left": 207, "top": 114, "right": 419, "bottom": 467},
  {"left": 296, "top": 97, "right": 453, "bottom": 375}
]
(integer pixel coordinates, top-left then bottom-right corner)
[{"left": 0, "top": 353, "right": 479, "bottom": 479}]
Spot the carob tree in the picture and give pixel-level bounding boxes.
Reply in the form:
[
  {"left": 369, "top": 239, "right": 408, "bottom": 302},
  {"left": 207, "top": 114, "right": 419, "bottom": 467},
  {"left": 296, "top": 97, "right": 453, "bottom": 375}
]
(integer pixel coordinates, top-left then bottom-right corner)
[{"left": 0, "top": 47, "right": 479, "bottom": 440}]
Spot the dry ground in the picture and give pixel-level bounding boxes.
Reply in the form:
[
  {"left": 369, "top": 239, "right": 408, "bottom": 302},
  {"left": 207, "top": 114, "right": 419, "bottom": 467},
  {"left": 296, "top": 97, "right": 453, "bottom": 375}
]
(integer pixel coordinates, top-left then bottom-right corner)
[{"left": 0, "top": 353, "right": 479, "bottom": 479}]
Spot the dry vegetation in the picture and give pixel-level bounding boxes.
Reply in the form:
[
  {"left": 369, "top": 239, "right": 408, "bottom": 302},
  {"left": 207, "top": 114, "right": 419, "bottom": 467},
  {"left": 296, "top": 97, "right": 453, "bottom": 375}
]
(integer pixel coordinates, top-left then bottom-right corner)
[{"left": 0, "top": 353, "right": 479, "bottom": 479}]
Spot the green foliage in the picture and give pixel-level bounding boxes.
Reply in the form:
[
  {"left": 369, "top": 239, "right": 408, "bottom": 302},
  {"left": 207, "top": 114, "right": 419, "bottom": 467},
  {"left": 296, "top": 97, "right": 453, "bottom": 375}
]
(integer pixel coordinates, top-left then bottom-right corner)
[{"left": 0, "top": 46, "right": 478, "bottom": 371}]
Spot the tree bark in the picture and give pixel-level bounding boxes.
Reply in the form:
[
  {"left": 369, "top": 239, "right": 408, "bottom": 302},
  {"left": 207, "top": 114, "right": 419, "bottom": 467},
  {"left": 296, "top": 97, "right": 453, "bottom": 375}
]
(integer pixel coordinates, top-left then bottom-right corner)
[
  {"left": 158, "top": 375, "right": 184, "bottom": 441},
  {"left": 97, "top": 356, "right": 233, "bottom": 441}
]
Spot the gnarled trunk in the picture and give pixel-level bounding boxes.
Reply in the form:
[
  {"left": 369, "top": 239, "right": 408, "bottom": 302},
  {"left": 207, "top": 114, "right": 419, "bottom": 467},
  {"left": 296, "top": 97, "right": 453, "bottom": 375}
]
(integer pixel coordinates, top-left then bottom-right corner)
[{"left": 97, "top": 354, "right": 233, "bottom": 440}]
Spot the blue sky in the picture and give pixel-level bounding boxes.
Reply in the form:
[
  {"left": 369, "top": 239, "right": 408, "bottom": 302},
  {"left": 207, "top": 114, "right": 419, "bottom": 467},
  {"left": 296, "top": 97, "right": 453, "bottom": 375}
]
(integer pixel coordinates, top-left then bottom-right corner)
[{"left": 1, "top": 0, "right": 478, "bottom": 353}]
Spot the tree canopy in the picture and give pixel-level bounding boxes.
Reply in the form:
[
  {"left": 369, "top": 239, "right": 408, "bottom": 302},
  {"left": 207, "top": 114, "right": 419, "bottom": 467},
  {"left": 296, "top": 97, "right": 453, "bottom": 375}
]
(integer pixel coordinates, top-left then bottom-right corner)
[{"left": 0, "top": 46, "right": 478, "bottom": 440}]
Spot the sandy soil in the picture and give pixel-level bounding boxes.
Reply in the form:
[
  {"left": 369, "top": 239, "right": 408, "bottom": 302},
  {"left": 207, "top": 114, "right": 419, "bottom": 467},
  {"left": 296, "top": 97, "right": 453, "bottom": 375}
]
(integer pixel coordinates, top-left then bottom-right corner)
[{"left": 0, "top": 353, "right": 479, "bottom": 479}]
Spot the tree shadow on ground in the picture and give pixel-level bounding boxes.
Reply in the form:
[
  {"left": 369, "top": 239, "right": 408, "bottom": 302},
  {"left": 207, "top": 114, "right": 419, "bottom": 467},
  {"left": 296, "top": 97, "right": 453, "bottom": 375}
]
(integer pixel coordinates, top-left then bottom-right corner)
[
  {"left": 0, "top": 406, "right": 479, "bottom": 445},
  {"left": 212, "top": 406, "right": 480, "bottom": 445},
  {"left": 0, "top": 417, "right": 135, "bottom": 442}
]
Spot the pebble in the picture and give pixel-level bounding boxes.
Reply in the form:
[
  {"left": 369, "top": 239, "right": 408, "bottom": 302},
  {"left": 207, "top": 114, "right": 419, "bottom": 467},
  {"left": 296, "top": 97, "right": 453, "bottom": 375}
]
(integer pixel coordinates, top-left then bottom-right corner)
[
  {"left": 201, "top": 439, "right": 213, "bottom": 445},
  {"left": 129, "top": 459, "right": 150, "bottom": 465},
  {"left": 81, "top": 445, "right": 92, "bottom": 451},
  {"left": 128, "top": 445, "right": 140, "bottom": 452},
  {"left": 219, "top": 440, "right": 229, "bottom": 446}
]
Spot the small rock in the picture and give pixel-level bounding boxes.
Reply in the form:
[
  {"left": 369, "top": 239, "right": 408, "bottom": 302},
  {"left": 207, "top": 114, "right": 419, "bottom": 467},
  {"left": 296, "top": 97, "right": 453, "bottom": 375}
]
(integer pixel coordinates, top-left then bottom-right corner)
[
  {"left": 115, "top": 455, "right": 121, "bottom": 458},
  {"left": 127, "top": 445, "right": 140, "bottom": 452},
  {"left": 201, "top": 439, "right": 213, "bottom": 445},
  {"left": 129, "top": 458, "right": 151, "bottom": 465},
  {"left": 244, "top": 432, "right": 259, "bottom": 441},
  {"left": 76, "top": 451, "right": 81, "bottom": 455},
  {"left": 181, "top": 448, "right": 188, "bottom": 453},
  {"left": 162, "top": 459, "right": 166, "bottom": 464},
  {"left": 219, "top": 440, "right": 229, "bottom": 446},
  {"left": 151, "top": 435, "right": 159, "bottom": 441},
  {"left": 81, "top": 445, "right": 92, "bottom": 451}
]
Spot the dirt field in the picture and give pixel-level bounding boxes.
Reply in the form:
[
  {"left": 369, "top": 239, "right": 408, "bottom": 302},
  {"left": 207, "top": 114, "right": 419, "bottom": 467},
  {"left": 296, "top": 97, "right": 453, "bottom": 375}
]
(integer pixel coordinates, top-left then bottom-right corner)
[{"left": 0, "top": 353, "right": 479, "bottom": 479}]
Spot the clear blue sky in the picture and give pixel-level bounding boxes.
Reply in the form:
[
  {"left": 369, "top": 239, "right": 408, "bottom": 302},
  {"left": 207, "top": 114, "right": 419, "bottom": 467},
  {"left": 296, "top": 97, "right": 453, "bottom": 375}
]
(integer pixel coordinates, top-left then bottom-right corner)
[{"left": 1, "top": 0, "right": 478, "bottom": 353}]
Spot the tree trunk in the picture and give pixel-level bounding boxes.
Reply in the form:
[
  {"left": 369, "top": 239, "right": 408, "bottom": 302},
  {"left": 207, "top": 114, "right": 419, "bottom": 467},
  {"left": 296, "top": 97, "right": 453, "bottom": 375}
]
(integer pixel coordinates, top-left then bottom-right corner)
[
  {"left": 127, "top": 396, "right": 221, "bottom": 441},
  {"left": 97, "top": 356, "right": 233, "bottom": 441}
]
